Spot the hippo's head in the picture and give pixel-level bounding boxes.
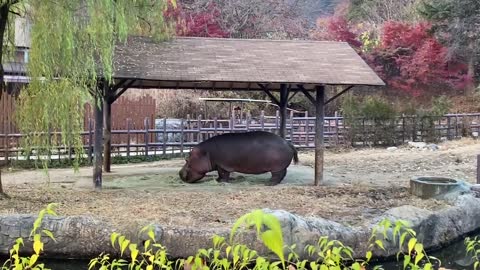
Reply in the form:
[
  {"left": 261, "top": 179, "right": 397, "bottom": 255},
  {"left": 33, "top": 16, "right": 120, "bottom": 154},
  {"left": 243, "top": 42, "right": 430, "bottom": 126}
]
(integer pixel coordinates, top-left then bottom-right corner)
[{"left": 179, "top": 147, "right": 211, "bottom": 183}]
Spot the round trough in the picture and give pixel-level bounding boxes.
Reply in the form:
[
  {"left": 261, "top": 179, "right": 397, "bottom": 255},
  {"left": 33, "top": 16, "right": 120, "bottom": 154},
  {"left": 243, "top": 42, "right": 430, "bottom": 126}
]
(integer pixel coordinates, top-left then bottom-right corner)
[{"left": 410, "top": 176, "right": 460, "bottom": 199}]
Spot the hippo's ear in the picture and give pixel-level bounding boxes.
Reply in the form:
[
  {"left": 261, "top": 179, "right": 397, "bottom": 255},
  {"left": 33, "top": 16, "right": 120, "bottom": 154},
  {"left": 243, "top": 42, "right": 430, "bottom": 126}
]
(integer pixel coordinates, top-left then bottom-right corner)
[{"left": 190, "top": 147, "right": 206, "bottom": 157}]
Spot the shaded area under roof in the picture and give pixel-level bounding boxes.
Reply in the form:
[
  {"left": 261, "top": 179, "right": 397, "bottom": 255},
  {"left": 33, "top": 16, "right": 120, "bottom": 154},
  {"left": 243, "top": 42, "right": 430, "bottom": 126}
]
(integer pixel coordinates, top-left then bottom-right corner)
[{"left": 113, "top": 36, "right": 385, "bottom": 91}]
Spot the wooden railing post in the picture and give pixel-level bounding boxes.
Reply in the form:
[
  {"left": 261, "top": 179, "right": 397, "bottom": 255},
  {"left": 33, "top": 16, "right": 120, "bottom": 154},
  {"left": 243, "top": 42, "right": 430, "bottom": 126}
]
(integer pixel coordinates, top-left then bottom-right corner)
[
  {"left": 214, "top": 117, "right": 218, "bottom": 136},
  {"left": 446, "top": 116, "right": 452, "bottom": 140},
  {"left": 180, "top": 118, "right": 185, "bottom": 155},
  {"left": 289, "top": 110, "right": 294, "bottom": 142},
  {"left": 275, "top": 110, "right": 279, "bottom": 135},
  {"left": 197, "top": 115, "right": 202, "bottom": 142},
  {"left": 305, "top": 111, "right": 309, "bottom": 147},
  {"left": 163, "top": 118, "right": 167, "bottom": 156},
  {"left": 246, "top": 111, "right": 250, "bottom": 131},
  {"left": 126, "top": 118, "right": 131, "bottom": 160},
  {"left": 260, "top": 110, "right": 265, "bottom": 131},
  {"left": 144, "top": 117, "right": 149, "bottom": 156},
  {"left": 335, "top": 114, "right": 340, "bottom": 146}
]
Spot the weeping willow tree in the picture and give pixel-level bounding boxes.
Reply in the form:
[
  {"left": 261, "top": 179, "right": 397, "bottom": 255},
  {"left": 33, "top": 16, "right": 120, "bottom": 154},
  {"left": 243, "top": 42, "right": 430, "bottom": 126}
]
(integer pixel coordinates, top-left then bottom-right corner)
[{"left": 14, "top": 0, "right": 177, "bottom": 185}]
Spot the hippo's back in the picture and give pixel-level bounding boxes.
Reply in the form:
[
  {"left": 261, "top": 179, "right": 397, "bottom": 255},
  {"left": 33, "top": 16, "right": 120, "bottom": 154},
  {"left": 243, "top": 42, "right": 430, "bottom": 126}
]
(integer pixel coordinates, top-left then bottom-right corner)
[{"left": 199, "top": 131, "right": 295, "bottom": 174}]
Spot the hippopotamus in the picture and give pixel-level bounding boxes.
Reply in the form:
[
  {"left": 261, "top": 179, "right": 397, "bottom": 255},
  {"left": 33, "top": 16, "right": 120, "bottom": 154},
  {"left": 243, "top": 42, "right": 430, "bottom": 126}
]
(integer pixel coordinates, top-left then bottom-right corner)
[{"left": 178, "top": 131, "right": 298, "bottom": 186}]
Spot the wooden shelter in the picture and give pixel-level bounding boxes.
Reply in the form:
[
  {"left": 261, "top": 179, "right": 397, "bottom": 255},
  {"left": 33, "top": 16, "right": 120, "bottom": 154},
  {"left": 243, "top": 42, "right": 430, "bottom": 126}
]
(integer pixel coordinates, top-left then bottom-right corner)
[{"left": 93, "top": 36, "right": 385, "bottom": 188}]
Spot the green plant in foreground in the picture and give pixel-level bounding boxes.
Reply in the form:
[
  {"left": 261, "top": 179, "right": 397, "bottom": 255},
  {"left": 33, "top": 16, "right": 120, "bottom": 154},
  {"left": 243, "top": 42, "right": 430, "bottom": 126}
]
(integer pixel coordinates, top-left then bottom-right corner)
[
  {"left": 2, "top": 206, "right": 459, "bottom": 270},
  {"left": 465, "top": 236, "right": 480, "bottom": 270},
  {"left": 370, "top": 219, "right": 440, "bottom": 270},
  {"left": 1, "top": 203, "right": 58, "bottom": 270}
]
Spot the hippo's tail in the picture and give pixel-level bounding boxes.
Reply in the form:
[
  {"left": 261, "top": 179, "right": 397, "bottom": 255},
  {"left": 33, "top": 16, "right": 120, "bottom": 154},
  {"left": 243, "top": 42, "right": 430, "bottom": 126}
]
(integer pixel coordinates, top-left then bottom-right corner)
[{"left": 288, "top": 141, "right": 299, "bottom": 164}]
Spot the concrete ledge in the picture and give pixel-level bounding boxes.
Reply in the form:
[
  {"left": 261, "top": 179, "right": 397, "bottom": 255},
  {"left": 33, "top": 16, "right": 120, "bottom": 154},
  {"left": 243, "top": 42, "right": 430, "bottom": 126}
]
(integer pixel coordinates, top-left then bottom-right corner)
[{"left": 0, "top": 193, "right": 479, "bottom": 260}]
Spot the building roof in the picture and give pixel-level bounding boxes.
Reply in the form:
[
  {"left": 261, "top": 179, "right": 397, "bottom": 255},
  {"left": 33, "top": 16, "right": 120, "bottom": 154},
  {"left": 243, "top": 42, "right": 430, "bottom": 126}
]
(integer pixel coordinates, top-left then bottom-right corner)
[{"left": 113, "top": 36, "right": 385, "bottom": 91}]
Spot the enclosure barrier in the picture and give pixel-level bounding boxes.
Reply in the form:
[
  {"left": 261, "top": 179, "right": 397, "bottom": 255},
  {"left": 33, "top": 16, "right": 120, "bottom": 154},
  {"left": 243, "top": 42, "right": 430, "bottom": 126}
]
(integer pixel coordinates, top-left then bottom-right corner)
[{"left": 1, "top": 111, "right": 480, "bottom": 162}]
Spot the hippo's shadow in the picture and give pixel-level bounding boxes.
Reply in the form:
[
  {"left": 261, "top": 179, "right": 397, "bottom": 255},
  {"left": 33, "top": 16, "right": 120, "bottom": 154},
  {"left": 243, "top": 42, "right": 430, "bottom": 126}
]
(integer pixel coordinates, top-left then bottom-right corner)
[{"left": 199, "top": 172, "right": 271, "bottom": 185}]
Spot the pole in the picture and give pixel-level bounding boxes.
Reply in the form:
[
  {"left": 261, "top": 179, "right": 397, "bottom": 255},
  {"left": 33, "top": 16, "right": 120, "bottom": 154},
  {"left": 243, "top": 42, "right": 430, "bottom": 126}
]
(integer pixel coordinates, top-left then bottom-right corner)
[
  {"left": 103, "top": 97, "right": 112, "bottom": 173},
  {"left": 314, "top": 85, "right": 325, "bottom": 186},
  {"left": 279, "top": 84, "right": 289, "bottom": 138},
  {"left": 93, "top": 93, "right": 104, "bottom": 189}
]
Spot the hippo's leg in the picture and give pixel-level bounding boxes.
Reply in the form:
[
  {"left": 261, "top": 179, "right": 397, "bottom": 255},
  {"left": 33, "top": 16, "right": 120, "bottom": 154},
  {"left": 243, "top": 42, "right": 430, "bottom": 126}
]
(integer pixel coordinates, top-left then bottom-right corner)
[
  {"left": 266, "top": 169, "right": 287, "bottom": 186},
  {"left": 216, "top": 167, "right": 232, "bottom": 182}
]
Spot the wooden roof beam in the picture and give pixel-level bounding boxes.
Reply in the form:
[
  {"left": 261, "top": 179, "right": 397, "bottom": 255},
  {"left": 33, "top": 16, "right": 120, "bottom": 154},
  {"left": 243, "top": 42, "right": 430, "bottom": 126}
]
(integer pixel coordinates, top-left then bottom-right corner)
[
  {"left": 258, "top": 83, "right": 280, "bottom": 106},
  {"left": 324, "top": 85, "right": 354, "bottom": 105}
]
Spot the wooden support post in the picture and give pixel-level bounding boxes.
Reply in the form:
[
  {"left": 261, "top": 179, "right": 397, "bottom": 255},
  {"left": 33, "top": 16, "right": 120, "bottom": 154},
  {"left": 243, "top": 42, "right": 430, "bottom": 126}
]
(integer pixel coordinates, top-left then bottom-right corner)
[
  {"left": 103, "top": 98, "right": 112, "bottom": 173},
  {"left": 279, "top": 84, "right": 289, "bottom": 139},
  {"left": 93, "top": 94, "right": 104, "bottom": 189},
  {"left": 314, "top": 85, "right": 325, "bottom": 186}
]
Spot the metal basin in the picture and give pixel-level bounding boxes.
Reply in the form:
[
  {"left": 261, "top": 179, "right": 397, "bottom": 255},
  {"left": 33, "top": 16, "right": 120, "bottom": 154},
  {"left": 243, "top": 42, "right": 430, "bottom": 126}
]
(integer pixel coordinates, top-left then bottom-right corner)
[{"left": 410, "top": 176, "right": 460, "bottom": 199}]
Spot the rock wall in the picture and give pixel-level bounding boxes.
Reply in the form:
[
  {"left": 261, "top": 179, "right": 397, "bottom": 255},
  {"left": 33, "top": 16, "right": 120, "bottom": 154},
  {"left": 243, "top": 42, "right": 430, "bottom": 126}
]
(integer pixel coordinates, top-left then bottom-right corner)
[{"left": 0, "top": 194, "right": 479, "bottom": 261}]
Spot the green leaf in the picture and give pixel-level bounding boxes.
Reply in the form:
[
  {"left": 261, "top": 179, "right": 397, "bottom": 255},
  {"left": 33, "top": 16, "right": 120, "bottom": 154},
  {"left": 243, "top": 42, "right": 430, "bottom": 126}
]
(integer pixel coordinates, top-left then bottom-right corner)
[
  {"left": 226, "top": 246, "right": 232, "bottom": 258},
  {"left": 399, "top": 232, "right": 408, "bottom": 248},
  {"left": 351, "top": 262, "right": 361, "bottom": 270},
  {"left": 366, "top": 251, "right": 372, "bottom": 262},
  {"left": 403, "top": 255, "right": 411, "bottom": 270},
  {"left": 29, "top": 254, "right": 39, "bottom": 267},
  {"left": 148, "top": 230, "right": 155, "bottom": 241},
  {"left": 110, "top": 232, "right": 119, "bottom": 248},
  {"left": 414, "top": 252, "right": 424, "bottom": 265},
  {"left": 33, "top": 238, "right": 43, "bottom": 255},
  {"left": 474, "top": 261, "right": 479, "bottom": 270},
  {"left": 375, "top": 240, "right": 385, "bottom": 251},
  {"left": 260, "top": 230, "right": 285, "bottom": 264},
  {"left": 88, "top": 260, "right": 97, "bottom": 270},
  {"left": 144, "top": 240, "right": 151, "bottom": 251},
  {"left": 120, "top": 239, "right": 130, "bottom": 257},
  {"left": 407, "top": 238, "right": 417, "bottom": 255},
  {"left": 42, "top": 229, "right": 56, "bottom": 242}
]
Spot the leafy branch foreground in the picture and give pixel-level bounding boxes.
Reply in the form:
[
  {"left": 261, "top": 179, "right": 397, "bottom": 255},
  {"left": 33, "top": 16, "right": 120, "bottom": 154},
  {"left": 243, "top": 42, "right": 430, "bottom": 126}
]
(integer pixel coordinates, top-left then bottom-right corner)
[{"left": 1, "top": 204, "right": 480, "bottom": 270}]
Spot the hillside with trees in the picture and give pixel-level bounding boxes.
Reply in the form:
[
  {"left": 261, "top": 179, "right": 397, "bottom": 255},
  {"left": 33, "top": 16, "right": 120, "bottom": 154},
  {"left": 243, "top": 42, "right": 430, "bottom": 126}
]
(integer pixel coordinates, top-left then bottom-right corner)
[{"left": 141, "top": 0, "right": 479, "bottom": 116}]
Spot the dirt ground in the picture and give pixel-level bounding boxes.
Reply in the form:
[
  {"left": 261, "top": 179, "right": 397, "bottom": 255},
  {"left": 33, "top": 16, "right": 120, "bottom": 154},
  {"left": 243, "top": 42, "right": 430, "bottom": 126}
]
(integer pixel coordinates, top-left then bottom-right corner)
[{"left": 1, "top": 138, "right": 478, "bottom": 230}]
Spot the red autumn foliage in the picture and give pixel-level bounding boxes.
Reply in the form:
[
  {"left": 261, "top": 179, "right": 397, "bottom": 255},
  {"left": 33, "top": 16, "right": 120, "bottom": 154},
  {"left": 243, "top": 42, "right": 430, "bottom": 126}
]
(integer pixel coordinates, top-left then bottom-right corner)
[
  {"left": 164, "top": 2, "right": 229, "bottom": 38},
  {"left": 365, "top": 21, "right": 470, "bottom": 96},
  {"left": 311, "top": 16, "right": 362, "bottom": 48}
]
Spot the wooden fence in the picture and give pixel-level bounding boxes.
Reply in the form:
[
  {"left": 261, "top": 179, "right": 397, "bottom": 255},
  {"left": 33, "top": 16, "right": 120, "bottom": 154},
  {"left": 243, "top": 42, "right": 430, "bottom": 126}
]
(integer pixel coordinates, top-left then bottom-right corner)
[{"left": 1, "top": 112, "right": 480, "bottom": 162}]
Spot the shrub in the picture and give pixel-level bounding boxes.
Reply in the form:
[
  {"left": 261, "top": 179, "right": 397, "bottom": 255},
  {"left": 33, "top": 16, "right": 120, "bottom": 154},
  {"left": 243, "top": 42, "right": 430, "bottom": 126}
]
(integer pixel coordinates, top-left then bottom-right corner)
[{"left": 341, "top": 95, "right": 398, "bottom": 146}]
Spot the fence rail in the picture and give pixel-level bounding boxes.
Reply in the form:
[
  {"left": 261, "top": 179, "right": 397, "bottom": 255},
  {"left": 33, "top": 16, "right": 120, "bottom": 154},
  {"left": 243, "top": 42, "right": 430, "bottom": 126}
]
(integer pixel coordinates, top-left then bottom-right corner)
[{"left": 1, "top": 111, "right": 480, "bottom": 162}]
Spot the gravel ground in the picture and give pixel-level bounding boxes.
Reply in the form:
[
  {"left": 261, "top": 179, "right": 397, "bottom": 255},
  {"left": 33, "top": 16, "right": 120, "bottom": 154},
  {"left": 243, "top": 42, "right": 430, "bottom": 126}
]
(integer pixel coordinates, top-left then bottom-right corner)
[{"left": 2, "top": 138, "right": 478, "bottom": 229}]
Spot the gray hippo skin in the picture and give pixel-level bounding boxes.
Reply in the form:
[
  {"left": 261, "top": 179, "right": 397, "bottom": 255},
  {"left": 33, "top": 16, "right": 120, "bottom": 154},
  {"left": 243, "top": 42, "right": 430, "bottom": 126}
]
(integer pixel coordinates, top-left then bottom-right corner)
[{"left": 179, "top": 131, "right": 299, "bottom": 185}]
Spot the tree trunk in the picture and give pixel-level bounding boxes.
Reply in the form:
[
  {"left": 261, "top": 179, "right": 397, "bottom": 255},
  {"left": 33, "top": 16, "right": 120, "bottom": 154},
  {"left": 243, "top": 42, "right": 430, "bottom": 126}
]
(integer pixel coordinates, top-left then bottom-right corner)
[
  {"left": 0, "top": 167, "right": 9, "bottom": 199},
  {"left": 466, "top": 44, "right": 477, "bottom": 94},
  {"left": 0, "top": 4, "right": 10, "bottom": 96},
  {"left": 0, "top": 0, "right": 8, "bottom": 197}
]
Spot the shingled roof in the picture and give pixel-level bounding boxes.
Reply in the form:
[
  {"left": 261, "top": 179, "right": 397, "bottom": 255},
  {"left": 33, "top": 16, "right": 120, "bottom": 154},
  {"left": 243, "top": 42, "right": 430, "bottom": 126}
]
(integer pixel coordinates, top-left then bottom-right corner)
[{"left": 113, "top": 36, "right": 384, "bottom": 91}]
